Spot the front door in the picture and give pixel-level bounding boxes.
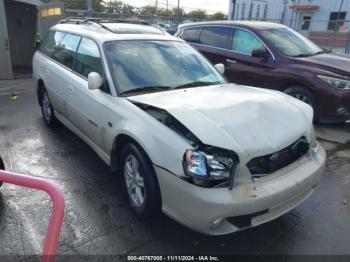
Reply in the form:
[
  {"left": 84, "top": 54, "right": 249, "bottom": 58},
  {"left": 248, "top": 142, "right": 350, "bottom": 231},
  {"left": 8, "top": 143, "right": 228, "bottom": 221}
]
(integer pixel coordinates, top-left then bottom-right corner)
[
  {"left": 0, "top": 0, "right": 13, "bottom": 79},
  {"left": 67, "top": 37, "right": 108, "bottom": 150},
  {"left": 224, "top": 27, "right": 276, "bottom": 88}
]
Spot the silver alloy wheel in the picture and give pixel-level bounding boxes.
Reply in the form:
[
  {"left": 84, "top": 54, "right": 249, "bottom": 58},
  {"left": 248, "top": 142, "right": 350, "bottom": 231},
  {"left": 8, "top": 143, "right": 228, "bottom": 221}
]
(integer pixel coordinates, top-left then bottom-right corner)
[
  {"left": 42, "top": 92, "right": 52, "bottom": 122},
  {"left": 294, "top": 93, "right": 312, "bottom": 105},
  {"left": 124, "top": 154, "right": 146, "bottom": 208}
]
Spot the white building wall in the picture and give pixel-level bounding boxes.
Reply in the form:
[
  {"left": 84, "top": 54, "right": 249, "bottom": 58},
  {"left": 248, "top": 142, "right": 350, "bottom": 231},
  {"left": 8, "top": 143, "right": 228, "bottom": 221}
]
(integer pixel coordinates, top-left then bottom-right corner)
[{"left": 229, "top": 0, "right": 350, "bottom": 32}]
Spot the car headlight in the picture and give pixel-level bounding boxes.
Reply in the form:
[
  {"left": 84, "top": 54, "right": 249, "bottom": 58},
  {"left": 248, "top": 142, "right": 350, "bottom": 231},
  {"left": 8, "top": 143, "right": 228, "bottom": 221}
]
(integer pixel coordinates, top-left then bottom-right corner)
[
  {"left": 318, "top": 75, "right": 350, "bottom": 89},
  {"left": 182, "top": 147, "right": 239, "bottom": 189}
]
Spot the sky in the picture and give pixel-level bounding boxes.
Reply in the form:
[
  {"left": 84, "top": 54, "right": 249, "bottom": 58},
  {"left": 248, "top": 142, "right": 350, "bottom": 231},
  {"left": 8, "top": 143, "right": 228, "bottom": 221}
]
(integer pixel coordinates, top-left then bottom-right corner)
[{"left": 120, "top": 0, "right": 230, "bottom": 14}]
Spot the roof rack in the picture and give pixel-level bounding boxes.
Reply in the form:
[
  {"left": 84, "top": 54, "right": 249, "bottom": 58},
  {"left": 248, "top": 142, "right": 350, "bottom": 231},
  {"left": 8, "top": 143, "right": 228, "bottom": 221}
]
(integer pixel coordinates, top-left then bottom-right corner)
[
  {"left": 59, "top": 17, "right": 151, "bottom": 33},
  {"left": 59, "top": 17, "right": 150, "bottom": 26}
]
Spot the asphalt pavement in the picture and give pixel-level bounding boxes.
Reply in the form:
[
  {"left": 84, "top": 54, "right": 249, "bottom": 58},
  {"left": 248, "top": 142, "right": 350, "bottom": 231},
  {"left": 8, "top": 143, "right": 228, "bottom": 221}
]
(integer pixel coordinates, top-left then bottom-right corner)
[{"left": 1, "top": 79, "right": 350, "bottom": 261}]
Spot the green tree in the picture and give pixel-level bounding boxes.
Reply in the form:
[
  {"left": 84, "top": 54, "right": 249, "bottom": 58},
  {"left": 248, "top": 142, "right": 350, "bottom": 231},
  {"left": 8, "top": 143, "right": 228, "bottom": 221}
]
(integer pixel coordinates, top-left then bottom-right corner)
[
  {"left": 211, "top": 11, "right": 226, "bottom": 20},
  {"left": 171, "top": 7, "right": 185, "bottom": 18},
  {"left": 103, "top": 0, "right": 123, "bottom": 13},
  {"left": 158, "top": 8, "right": 173, "bottom": 17},
  {"left": 139, "top": 5, "right": 157, "bottom": 16},
  {"left": 121, "top": 4, "right": 135, "bottom": 15},
  {"left": 186, "top": 10, "right": 207, "bottom": 20}
]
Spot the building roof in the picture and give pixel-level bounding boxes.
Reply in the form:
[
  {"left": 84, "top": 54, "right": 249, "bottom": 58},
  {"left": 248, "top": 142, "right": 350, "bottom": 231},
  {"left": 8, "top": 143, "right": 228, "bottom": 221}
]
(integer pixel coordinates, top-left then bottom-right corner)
[
  {"left": 179, "top": 20, "right": 288, "bottom": 30},
  {"left": 14, "top": 0, "right": 42, "bottom": 6}
]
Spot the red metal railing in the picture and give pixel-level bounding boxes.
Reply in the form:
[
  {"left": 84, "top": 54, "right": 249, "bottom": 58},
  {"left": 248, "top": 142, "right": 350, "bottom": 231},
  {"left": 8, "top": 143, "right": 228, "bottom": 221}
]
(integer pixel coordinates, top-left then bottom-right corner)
[{"left": 0, "top": 170, "right": 65, "bottom": 262}]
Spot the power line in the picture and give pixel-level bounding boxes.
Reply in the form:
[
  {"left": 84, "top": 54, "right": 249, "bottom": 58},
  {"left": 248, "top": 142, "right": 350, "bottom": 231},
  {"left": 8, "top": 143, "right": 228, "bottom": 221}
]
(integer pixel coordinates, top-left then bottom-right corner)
[{"left": 118, "top": 0, "right": 227, "bottom": 13}]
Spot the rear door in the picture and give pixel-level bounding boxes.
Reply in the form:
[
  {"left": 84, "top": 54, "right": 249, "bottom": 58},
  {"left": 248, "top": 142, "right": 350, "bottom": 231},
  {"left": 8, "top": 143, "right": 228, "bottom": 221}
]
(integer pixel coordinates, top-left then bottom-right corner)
[{"left": 41, "top": 32, "right": 81, "bottom": 117}]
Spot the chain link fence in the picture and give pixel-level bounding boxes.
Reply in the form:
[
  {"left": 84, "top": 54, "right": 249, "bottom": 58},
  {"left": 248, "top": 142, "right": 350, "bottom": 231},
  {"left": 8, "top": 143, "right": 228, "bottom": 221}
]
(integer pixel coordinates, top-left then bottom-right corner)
[
  {"left": 64, "top": 9, "right": 207, "bottom": 34},
  {"left": 63, "top": 9, "right": 350, "bottom": 54}
]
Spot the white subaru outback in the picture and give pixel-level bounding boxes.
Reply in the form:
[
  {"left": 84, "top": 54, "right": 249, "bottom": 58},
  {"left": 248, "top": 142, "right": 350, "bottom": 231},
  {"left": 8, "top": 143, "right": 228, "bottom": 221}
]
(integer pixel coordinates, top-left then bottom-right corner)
[{"left": 33, "top": 18, "right": 326, "bottom": 235}]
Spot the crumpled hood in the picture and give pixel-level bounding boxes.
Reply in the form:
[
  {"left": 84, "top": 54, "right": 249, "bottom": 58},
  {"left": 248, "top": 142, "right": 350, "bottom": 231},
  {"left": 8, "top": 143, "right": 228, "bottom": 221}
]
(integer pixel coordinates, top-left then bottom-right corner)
[
  {"left": 296, "top": 52, "right": 350, "bottom": 76},
  {"left": 129, "top": 84, "right": 313, "bottom": 162}
]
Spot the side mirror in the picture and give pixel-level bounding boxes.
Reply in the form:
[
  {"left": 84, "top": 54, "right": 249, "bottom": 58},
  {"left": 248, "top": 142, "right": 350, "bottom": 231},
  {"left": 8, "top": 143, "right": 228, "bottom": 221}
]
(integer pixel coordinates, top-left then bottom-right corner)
[
  {"left": 214, "top": 63, "right": 225, "bottom": 74},
  {"left": 252, "top": 48, "right": 269, "bottom": 58},
  {"left": 88, "top": 72, "right": 103, "bottom": 90}
]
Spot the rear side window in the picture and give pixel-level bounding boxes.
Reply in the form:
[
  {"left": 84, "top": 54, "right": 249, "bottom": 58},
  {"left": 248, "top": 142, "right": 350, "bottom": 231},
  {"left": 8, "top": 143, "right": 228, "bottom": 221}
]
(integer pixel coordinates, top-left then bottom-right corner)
[
  {"left": 39, "top": 31, "right": 65, "bottom": 57},
  {"left": 232, "top": 28, "right": 264, "bottom": 55},
  {"left": 180, "top": 27, "right": 202, "bottom": 43},
  {"left": 73, "top": 38, "right": 103, "bottom": 78},
  {"left": 200, "top": 26, "right": 231, "bottom": 49},
  {"left": 52, "top": 33, "right": 81, "bottom": 69}
]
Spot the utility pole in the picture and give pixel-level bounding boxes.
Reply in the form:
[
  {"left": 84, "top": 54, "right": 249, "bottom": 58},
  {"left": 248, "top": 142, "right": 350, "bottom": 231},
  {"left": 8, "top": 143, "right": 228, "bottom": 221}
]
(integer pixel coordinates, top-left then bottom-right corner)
[
  {"left": 290, "top": 0, "right": 296, "bottom": 27},
  {"left": 166, "top": 0, "right": 169, "bottom": 23},
  {"left": 87, "top": 0, "right": 93, "bottom": 17},
  {"left": 231, "top": 0, "right": 236, "bottom": 20},
  {"left": 177, "top": 0, "right": 180, "bottom": 22},
  {"left": 155, "top": 0, "right": 158, "bottom": 16}
]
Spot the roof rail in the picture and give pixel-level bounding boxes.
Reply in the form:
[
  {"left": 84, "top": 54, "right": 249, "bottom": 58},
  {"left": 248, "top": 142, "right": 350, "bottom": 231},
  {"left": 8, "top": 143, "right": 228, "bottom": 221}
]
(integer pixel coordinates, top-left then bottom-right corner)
[
  {"left": 58, "top": 17, "right": 151, "bottom": 33},
  {"left": 59, "top": 17, "right": 150, "bottom": 26},
  {"left": 84, "top": 18, "right": 150, "bottom": 25},
  {"left": 59, "top": 17, "right": 86, "bottom": 24}
]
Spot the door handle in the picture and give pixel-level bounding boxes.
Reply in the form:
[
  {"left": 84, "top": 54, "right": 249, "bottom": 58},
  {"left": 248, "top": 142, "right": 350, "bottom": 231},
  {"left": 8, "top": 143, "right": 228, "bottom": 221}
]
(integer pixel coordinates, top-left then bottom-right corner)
[
  {"left": 4, "top": 39, "right": 9, "bottom": 50},
  {"left": 67, "top": 85, "right": 74, "bottom": 92},
  {"left": 226, "top": 59, "right": 237, "bottom": 64}
]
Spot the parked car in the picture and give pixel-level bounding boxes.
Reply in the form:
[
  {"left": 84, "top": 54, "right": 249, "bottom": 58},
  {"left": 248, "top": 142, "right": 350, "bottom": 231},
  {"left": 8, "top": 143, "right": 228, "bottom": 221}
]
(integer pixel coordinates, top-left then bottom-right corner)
[
  {"left": 166, "top": 24, "right": 178, "bottom": 35},
  {"left": 175, "top": 21, "right": 350, "bottom": 123},
  {"left": 0, "top": 156, "right": 4, "bottom": 188},
  {"left": 33, "top": 18, "right": 325, "bottom": 235}
]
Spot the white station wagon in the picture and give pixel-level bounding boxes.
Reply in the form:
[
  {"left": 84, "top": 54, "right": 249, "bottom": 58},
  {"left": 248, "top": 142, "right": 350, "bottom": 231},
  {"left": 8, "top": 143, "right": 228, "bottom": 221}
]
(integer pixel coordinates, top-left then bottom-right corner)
[{"left": 33, "top": 18, "right": 326, "bottom": 235}]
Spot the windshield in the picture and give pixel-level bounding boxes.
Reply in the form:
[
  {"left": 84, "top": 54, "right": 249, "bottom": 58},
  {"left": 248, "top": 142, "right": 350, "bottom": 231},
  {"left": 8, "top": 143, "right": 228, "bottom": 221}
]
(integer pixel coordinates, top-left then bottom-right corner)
[
  {"left": 104, "top": 40, "right": 225, "bottom": 95},
  {"left": 260, "top": 28, "right": 323, "bottom": 57}
]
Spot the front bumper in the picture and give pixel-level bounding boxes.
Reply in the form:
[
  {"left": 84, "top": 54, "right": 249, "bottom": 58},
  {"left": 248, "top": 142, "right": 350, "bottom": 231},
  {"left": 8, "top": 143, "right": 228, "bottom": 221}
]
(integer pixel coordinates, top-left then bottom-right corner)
[
  {"left": 318, "top": 88, "right": 350, "bottom": 123},
  {"left": 155, "top": 144, "right": 326, "bottom": 235}
]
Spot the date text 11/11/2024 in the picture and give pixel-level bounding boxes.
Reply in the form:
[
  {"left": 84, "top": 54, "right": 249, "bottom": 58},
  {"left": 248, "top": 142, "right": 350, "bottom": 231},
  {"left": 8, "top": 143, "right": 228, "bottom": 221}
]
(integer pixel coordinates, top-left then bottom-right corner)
[{"left": 127, "top": 256, "right": 220, "bottom": 261}]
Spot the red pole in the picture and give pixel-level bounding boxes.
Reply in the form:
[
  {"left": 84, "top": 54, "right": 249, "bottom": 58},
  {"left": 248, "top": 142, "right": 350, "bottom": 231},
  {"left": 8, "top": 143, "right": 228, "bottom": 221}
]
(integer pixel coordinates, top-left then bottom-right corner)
[{"left": 0, "top": 170, "right": 65, "bottom": 262}]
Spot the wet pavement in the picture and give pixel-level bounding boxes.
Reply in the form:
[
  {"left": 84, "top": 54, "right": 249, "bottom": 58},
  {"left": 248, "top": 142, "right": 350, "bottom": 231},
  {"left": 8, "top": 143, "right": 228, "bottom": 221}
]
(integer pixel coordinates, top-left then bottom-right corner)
[{"left": 1, "top": 79, "right": 350, "bottom": 259}]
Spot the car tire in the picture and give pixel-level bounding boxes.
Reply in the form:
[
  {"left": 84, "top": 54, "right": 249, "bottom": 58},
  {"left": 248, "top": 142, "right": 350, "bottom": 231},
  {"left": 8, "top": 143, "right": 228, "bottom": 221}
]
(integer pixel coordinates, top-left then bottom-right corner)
[
  {"left": 284, "top": 86, "right": 318, "bottom": 121},
  {"left": 0, "top": 156, "right": 4, "bottom": 188},
  {"left": 40, "top": 89, "right": 59, "bottom": 127},
  {"left": 120, "top": 143, "right": 162, "bottom": 219}
]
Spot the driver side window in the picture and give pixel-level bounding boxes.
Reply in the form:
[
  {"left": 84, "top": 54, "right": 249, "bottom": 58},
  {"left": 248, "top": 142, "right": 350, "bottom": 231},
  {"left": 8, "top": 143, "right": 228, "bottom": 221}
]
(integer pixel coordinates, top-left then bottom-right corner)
[
  {"left": 74, "top": 38, "right": 103, "bottom": 78},
  {"left": 73, "top": 38, "right": 109, "bottom": 93},
  {"left": 232, "top": 28, "right": 264, "bottom": 55}
]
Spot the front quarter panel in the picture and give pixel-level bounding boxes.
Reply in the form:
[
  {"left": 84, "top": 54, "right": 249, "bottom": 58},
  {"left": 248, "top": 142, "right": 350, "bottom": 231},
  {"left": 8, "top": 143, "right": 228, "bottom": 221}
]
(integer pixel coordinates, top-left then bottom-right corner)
[{"left": 103, "top": 96, "right": 191, "bottom": 176}]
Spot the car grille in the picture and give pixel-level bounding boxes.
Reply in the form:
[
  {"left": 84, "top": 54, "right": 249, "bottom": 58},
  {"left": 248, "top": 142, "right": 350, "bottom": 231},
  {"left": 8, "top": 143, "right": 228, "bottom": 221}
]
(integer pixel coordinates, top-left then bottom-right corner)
[{"left": 247, "top": 137, "right": 309, "bottom": 177}]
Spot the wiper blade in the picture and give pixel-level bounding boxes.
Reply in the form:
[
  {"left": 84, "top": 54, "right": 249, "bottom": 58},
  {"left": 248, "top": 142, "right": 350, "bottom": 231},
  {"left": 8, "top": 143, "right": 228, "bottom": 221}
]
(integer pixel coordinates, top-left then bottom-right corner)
[
  {"left": 292, "top": 50, "right": 330, "bottom": 58},
  {"left": 120, "top": 86, "right": 172, "bottom": 95},
  {"left": 292, "top": 54, "right": 312, "bottom": 58},
  {"left": 312, "top": 50, "right": 331, "bottom": 56},
  {"left": 173, "top": 81, "right": 221, "bottom": 90}
]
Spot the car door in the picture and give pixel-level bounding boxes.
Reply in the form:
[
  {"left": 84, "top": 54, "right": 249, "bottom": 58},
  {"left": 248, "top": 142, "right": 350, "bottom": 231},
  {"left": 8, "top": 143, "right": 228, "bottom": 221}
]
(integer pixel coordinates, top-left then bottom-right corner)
[
  {"left": 224, "top": 27, "right": 276, "bottom": 87},
  {"left": 38, "top": 30, "right": 68, "bottom": 116},
  {"left": 68, "top": 37, "right": 110, "bottom": 150},
  {"left": 180, "top": 26, "right": 234, "bottom": 76}
]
